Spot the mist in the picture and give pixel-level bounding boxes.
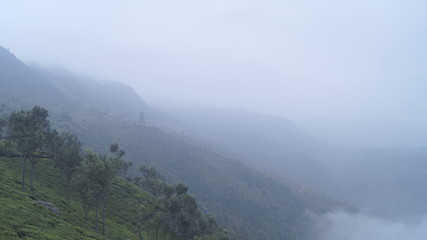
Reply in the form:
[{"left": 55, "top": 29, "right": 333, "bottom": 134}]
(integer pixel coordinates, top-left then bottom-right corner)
[
  {"left": 315, "top": 211, "right": 427, "bottom": 240},
  {"left": 3, "top": 1, "right": 427, "bottom": 239},
  {"left": 1, "top": 0, "right": 427, "bottom": 146}
]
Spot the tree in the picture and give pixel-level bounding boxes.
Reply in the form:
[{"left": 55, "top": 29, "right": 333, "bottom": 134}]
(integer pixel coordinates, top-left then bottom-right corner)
[
  {"left": 109, "top": 142, "right": 125, "bottom": 158},
  {"left": 76, "top": 152, "right": 99, "bottom": 219},
  {"left": 46, "top": 129, "right": 63, "bottom": 164},
  {"left": 109, "top": 142, "right": 119, "bottom": 155},
  {"left": 175, "top": 184, "right": 188, "bottom": 196},
  {"left": 162, "top": 184, "right": 176, "bottom": 199},
  {"left": 138, "top": 165, "right": 164, "bottom": 196},
  {"left": 8, "top": 106, "right": 49, "bottom": 190},
  {"left": 109, "top": 142, "right": 131, "bottom": 178},
  {"left": 163, "top": 186, "right": 199, "bottom": 239},
  {"left": 77, "top": 151, "right": 119, "bottom": 235},
  {"left": 55, "top": 131, "right": 82, "bottom": 204},
  {"left": 0, "top": 104, "right": 6, "bottom": 139},
  {"left": 121, "top": 160, "right": 133, "bottom": 179},
  {"left": 95, "top": 154, "right": 118, "bottom": 235},
  {"left": 132, "top": 168, "right": 233, "bottom": 240}
]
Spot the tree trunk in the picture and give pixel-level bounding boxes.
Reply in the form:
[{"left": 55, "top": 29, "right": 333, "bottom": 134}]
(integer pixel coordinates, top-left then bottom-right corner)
[
  {"left": 66, "top": 175, "right": 71, "bottom": 205},
  {"left": 30, "top": 161, "right": 35, "bottom": 190},
  {"left": 155, "top": 224, "right": 159, "bottom": 240},
  {"left": 102, "top": 199, "right": 106, "bottom": 236},
  {"left": 21, "top": 155, "right": 26, "bottom": 191},
  {"left": 95, "top": 205, "right": 99, "bottom": 232},
  {"left": 84, "top": 205, "right": 89, "bottom": 219}
]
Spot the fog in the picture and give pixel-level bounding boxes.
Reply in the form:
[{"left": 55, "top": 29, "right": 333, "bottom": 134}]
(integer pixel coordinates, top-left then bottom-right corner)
[
  {"left": 315, "top": 211, "right": 427, "bottom": 240},
  {"left": 1, "top": 0, "right": 427, "bottom": 146},
  {"left": 3, "top": 1, "right": 427, "bottom": 239}
]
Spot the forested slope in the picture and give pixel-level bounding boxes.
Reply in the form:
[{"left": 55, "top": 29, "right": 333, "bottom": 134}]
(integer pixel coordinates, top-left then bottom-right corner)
[
  {"left": 0, "top": 45, "right": 356, "bottom": 240},
  {"left": 0, "top": 156, "right": 163, "bottom": 239}
]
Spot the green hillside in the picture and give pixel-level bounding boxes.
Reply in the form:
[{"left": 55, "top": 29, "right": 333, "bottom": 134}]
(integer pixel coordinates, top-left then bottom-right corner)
[
  {"left": 0, "top": 153, "right": 233, "bottom": 240},
  {"left": 48, "top": 98, "right": 356, "bottom": 240},
  {"left": 0, "top": 156, "right": 148, "bottom": 239},
  {"left": 0, "top": 45, "right": 357, "bottom": 240}
]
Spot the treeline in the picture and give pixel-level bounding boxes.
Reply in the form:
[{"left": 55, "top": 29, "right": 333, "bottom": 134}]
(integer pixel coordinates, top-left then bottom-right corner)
[
  {"left": 131, "top": 166, "right": 232, "bottom": 240},
  {"left": 0, "top": 105, "right": 234, "bottom": 240}
]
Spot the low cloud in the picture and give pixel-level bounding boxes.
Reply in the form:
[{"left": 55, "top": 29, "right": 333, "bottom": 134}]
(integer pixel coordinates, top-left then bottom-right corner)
[{"left": 314, "top": 211, "right": 427, "bottom": 240}]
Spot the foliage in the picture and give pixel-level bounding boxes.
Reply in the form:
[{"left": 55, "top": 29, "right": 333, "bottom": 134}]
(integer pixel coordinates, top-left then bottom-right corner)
[
  {"left": 132, "top": 166, "right": 234, "bottom": 240},
  {"left": 76, "top": 117, "right": 314, "bottom": 239},
  {"left": 109, "top": 142, "right": 132, "bottom": 178},
  {"left": 0, "top": 45, "right": 358, "bottom": 239},
  {"left": 0, "top": 106, "right": 234, "bottom": 239},
  {"left": 77, "top": 152, "right": 118, "bottom": 235},
  {"left": 135, "top": 165, "right": 164, "bottom": 196},
  {"left": 51, "top": 131, "right": 83, "bottom": 203},
  {"left": 0, "top": 156, "right": 137, "bottom": 239},
  {"left": 7, "top": 106, "right": 50, "bottom": 190}
]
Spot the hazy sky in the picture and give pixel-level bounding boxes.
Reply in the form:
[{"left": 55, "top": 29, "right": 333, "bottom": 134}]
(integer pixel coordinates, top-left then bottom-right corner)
[{"left": 1, "top": 0, "right": 427, "bottom": 145}]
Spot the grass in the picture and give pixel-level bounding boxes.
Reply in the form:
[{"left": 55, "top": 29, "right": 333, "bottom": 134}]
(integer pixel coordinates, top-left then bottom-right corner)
[{"left": 0, "top": 156, "right": 163, "bottom": 240}]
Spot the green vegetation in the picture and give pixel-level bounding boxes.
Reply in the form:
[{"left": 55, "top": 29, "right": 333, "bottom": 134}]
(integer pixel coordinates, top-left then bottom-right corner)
[
  {"left": 73, "top": 114, "right": 316, "bottom": 240},
  {"left": 8, "top": 106, "right": 50, "bottom": 190},
  {"left": 48, "top": 130, "right": 82, "bottom": 203},
  {"left": 0, "top": 46, "right": 357, "bottom": 240},
  {"left": 0, "top": 106, "right": 234, "bottom": 239},
  {"left": 0, "top": 156, "right": 131, "bottom": 239}
]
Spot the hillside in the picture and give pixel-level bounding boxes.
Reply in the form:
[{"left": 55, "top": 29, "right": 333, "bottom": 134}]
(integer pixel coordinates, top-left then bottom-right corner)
[
  {"left": 0, "top": 156, "right": 157, "bottom": 239},
  {"left": 0, "top": 47, "right": 75, "bottom": 111},
  {"left": 155, "top": 103, "right": 427, "bottom": 220},
  {"left": 0, "top": 45, "right": 356, "bottom": 240},
  {"left": 0, "top": 153, "right": 234, "bottom": 240},
  {"left": 152, "top": 104, "right": 329, "bottom": 183},
  {"left": 53, "top": 107, "right": 313, "bottom": 240}
]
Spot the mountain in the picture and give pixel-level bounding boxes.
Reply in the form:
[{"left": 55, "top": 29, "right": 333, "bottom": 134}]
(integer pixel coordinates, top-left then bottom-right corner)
[
  {"left": 156, "top": 103, "right": 427, "bottom": 220},
  {"left": 0, "top": 46, "right": 156, "bottom": 122},
  {"left": 0, "top": 144, "right": 232, "bottom": 240},
  {"left": 32, "top": 66, "right": 147, "bottom": 121},
  {"left": 152, "top": 103, "right": 332, "bottom": 189},
  {"left": 0, "top": 45, "right": 355, "bottom": 240},
  {"left": 0, "top": 47, "right": 76, "bottom": 110}
]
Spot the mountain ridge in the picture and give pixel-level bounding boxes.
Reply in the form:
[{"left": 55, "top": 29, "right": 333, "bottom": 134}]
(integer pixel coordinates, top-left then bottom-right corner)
[{"left": 0, "top": 45, "right": 357, "bottom": 240}]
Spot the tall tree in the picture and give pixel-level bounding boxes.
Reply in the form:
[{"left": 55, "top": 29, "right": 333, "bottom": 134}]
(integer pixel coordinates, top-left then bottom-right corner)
[
  {"left": 8, "top": 106, "right": 49, "bottom": 190},
  {"left": 138, "top": 165, "right": 164, "bottom": 196},
  {"left": 76, "top": 152, "right": 100, "bottom": 219},
  {"left": 77, "top": 151, "right": 119, "bottom": 235},
  {"left": 109, "top": 142, "right": 132, "bottom": 178},
  {"left": 55, "top": 131, "right": 82, "bottom": 204},
  {"left": 96, "top": 154, "right": 118, "bottom": 235},
  {"left": 46, "top": 129, "right": 63, "bottom": 164}
]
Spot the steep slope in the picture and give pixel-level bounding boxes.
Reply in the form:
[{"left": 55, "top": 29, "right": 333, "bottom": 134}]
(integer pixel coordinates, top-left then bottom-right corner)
[
  {"left": 0, "top": 46, "right": 153, "bottom": 123},
  {"left": 63, "top": 112, "right": 311, "bottom": 240},
  {"left": 0, "top": 45, "right": 356, "bottom": 240},
  {"left": 0, "top": 156, "right": 160, "bottom": 240},
  {"left": 31, "top": 64, "right": 165, "bottom": 123},
  {"left": 0, "top": 47, "right": 75, "bottom": 110},
  {"left": 33, "top": 66, "right": 147, "bottom": 121},
  {"left": 153, "top": 104, "right": 331, "bottom": 185},
  {"left": 61, "top": 107, "right": 357, "bottom": 240},
  {"left": 156, "top": 104, "right": 427, "bottom": 220}
]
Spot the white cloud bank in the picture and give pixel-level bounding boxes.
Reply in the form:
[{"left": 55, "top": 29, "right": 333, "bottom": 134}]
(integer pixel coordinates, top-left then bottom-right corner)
[{"left": 315, "top": 211, "right": 427, "bottom": 240}]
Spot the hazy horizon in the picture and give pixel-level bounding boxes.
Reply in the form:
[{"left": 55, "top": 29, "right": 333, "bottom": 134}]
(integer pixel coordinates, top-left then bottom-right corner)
[
  {"left": 1, "top": 0, "right": 427, "bottom": 146},
  {"left": 3, "top": 2, "right": 427, "bottom": 239}
]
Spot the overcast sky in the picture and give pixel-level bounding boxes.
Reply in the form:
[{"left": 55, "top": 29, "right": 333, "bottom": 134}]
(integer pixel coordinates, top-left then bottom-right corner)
[{"left": 1, "top": 0, "right": 427, "bottom": 145}]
